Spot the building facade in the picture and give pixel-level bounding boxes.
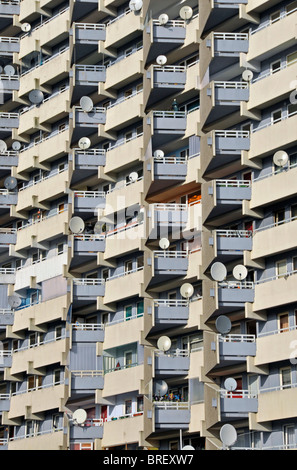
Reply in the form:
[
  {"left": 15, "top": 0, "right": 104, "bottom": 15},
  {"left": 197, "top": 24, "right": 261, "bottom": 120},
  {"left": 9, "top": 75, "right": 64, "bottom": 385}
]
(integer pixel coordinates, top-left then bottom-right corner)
[{"left": 0, "top": 0, "right": 296, "bottom": 451}]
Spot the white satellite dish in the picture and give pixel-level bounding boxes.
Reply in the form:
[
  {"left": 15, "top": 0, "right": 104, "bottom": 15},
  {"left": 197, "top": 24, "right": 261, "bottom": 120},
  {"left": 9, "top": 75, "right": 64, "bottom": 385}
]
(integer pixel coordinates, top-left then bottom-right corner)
[
  {"left": 12, "top": 141, "right": 21, "bottom": 151},
  {"left": 78, "top": 137, "right": 91, "bottom": 150},
  {"left": 73, "top": 409, "right": 87, "bottom": 425},
  {"left": 7, "top": 294, "right": 22, "bottom": 309},
  {"left": 0, "top": 140, "right": 7, "bottom": 154},
  {"left": 154, "top": 149, "right": 164, "bottom": 159},
  {"left": 156, "top": 55, "right": 167, "bottom": 66},
  {"left": 4, "top": 176, "right": 17, "bottom": 190},
  {"left": 80, "top": 96, "right": 94, "bottom": 113},
  {"left": 69, "top": 217, "right": 85, "bottom": 234},
  {"left": 182, "top": 445, "right": 195, "bottom": 450},
  {"left": 242, "top": 69, "right": 253, "bottom": 82},
  {"left": 154, "top": 380, "right": 168, "bottom": 396},
  {"left": 233, "top": 264, "right": 248, "bottom": 281},
  {"left": 220, "top": 424, "right": 237, "bottom": 448},
  {"left": 224, "top": 377, "right": 237, "bottom": 392},
  {"left": 210, "top": 262, "right": 227, "bottom": 282},
  {"left": 21, "top": 23, "right": 31, "bottom": 33},
  {"left": 215, "top": 315, "right": 232, "bottom": 335},
  {"left": 159, "top": 238, "right": 170, "bottom": 250},
  {"left": 273, "top": 150, "right": 289, "bottom": 167},
  {"left": 29, "top": 89, "right": 44, "bottom": 104},
  {"left": 180, "top": 283, "right": 194, "bottom": 299},
  {"left": 158, "top": 13, "right": 169, "bottom": 25},
  {"left": 137, "top": 207, "right": 145, "bottom": 224},
  {"left": 157, "top": 335, "right": 171, "bottom": 352},
  {"left": 129, "top": 0, "right": 143, "bottom": 11},
  {"left": 179, "top": 6, "right": 193, "bottom": 20},
  {"left": 4, "top": 65, "right": 15, "bottom": 76},
  {"left": 129, "top": 172, "right": 138, "bottom": 182}
]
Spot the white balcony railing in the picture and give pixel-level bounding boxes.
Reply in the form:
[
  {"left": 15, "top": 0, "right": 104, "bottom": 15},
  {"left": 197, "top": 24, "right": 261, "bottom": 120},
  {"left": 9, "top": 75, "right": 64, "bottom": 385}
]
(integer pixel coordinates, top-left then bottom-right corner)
[
  {"left": 218, "top": 281, "right": 254, "bottom": 289},
  {"left": 216, "top": 179, "right": 251, "bottom": 188},
  {"left": 220, "top": 389, "right": 257, "bottom": 399},
  {"left": 251, "top": 5, "right": 297, "bottom": 36},
  {"left": 215, "top": 229, "right": 253, "bottom": 238},
  {"left": 72, "top": 323, "right": 104, "bottom": 331},
  {"left": 218, "top": 334, "right": 256, "bottom": 343}
]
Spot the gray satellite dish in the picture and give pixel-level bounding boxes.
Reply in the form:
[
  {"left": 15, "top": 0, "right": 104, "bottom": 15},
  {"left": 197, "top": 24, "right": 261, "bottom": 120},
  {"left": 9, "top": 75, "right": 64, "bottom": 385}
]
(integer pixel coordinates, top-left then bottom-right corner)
[
  {"left": 73, "top": 409, "right": 87, "bottom": 425},
  {"left": 233, "top": 264, "right": 248, "bottom": 281},
  {"left": 215, "top": 315, "right": 232, "bottom": 335},
  {"left": 210, "top": 262, "right": 227, "bottom": 282},
  {"left": 220, "top": 424, "right": 237, "bottom": 448},
  {"left": 4, "top": 65, "right": 15, "bottom": 76},
  {"left": 69, "top": 217, "right": 85, "bottom": 234},
  {"left": 154, "top": 380, "right": 168, "bottom": 397},
  {"left": 0, "top": 140, "right": 7, "bottom": 154},
  {"left": 242, "top": 69, "right": 254, "bottom": 82},
  {"left": 157, "top": 336, "right": 171, "bottom": 352},
  {"left": 159, "top": 238, "right": 170, "bottom": 250},
  {"left": 158, "top": 13, "right": 169, "bottom": 25},
  {"left": 21, "top": 23, "right": 31, "bottom": 33},
  {"left": 12, "top": 141, "right": 21, "bottom": 151},
  {"left": 224, "top": 377, "right": 237, "bottom": 392},
  {"left": 80, "top": 96, "right": 94, "bottom": 113},
  {"left": 154, "top": 149, "right": 164, "bottom": 159},
  {"left": 273, "top": 150, "right": 289, "bottom": 167},
  {"left": 129, "top": 0, "right": 143, "bottom": 11},
  {"left": 29, "top": 89, "right": 44, "bottom": 104},
  {"left": 129, "top": 172, "right": 138, "bottom": 182},
  {"left": 180, "top": 283, "right": 194, "bottom": 299},
  {"left": 180, "top": 6, "right": 193, "bottom": 20},
  {"left": 4, "top": 176, "right": 17, "bottom": 190},
  {"left": 7, "top": 294, "right": 22, "bottom": 309},
  {"left": 156, "top": 55, "right": 167, "bottom": 66},
  {"left": 78, "top": 137, "right": 91, "bottom": 150}
]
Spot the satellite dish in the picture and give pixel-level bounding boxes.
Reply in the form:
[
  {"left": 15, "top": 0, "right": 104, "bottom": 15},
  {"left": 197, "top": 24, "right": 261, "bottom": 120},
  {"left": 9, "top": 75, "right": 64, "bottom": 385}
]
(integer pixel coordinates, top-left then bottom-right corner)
[
  {"left": 0, "top": 140, "right": 7, "bottom": 154},
  {"left": 157, "top": 335, "right": 171, "bottom": 352},
  {"left": 73, "top": 409, "right": 87, "bottom": 425},
  {"left": 129, "top": 0, "right": 143, "bottom": 11},
  {"left": 180, "top": 283, "right": 194, "bottom": 299},
  {"left": 215, "top": 315, "right": 232, "bottom": 335},
  {"left": 4, "top": 176, "right": 17, "bottom": 190},
  {"left": 29, "top": 89, "right": 44, "bottom": 104},
  {"left": 137, "top": 207, "right": 144, "bottom": 224},
  {"left": 233, "top": 264, "right": 248, "bottom": 281},
  {"left": 129, "top": 172, "right": 138, "bottom": 182},
  {"left": 159, "top": 238, "right": 170, "bottom": 250},
  {"left": 4, "top": 65, "right": 15, "bottom": 76},
  {"left": 21, "top": 23, "right": 31, "bottom": 33},
  {"left": 69, "top": 217, "right": 85, "bottom": 234},
  {"left": 180, "top": 6, "right": 193, "bottom": 20},
  {"left": 224, "top": 377, "right": 237, "bottom": 392},
  {"left": 182, "top": 445, "right": 195, "bottom": 450},
  {"left": 220, "top": 424, "right": 237, "bottom": 448},
  {"left": 12, "top": 141, "right": 21, "bottom": 151},
  {"left": 210, "top": 262, "right": 227, "bottom": 282},
  {"left": 273, "top": 150, "right": 289, "bottom": 167},
  {"left": 78, "top": 137, "right": 91, "bottom": 150},
  {"left": 154, "top": 149, "right": 164, "bottom": 159},
  {"left": 154, "top": 380, "right": 168, "bottom": 397},
  {"left": 156, "top": 55, "right": 167, "bottom": 66},
  {"left": 242, "top": 70, "right": 253, "bottom": 82},
  {"left": 158, "top": 13, "right": 169, "bottom": 25},
  {"left": 80, "top": 96, "right": 94, "bottom": 113},
  {"left": 7, "top": 294, "right": 22, "bottom": 309}
]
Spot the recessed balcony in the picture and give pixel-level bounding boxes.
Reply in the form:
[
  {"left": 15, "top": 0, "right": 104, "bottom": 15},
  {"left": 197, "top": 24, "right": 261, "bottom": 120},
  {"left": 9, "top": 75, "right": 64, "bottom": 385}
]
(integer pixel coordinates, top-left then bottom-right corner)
[
  {"left": 71, "top": 106, "right": 106, "bottom": 142},
  {"left": 199, "top": 0, "right": 248, "bottom": 35},
  {"left": 218, "top": 280, "right": 255, "bottom": 312},
  {"left": 153, "top": 153, "right": 188, "bottom": 182},
  {"left": 151, "top": 203, "right": 188, "bottom": 237}
]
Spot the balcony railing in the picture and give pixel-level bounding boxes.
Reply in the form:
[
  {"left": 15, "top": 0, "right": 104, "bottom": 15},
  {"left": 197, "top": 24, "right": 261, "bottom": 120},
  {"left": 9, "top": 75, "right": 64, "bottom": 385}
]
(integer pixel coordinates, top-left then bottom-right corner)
[
  {"left": 21, "top": 6, "right": 70, "bottom": 38},
  {"left": 71, "top": 370, "right": 103, "bottom": 378},
  {"left": 251, "top": 5, "right": 297, "bottom": 35},
  {"left": 218, "top": 281, "right": 254, "bottom": 289},
  {"left": 106, "top": 266, "right": 144, "bottom": 281},
  {"left": 17, "top": 207, "right": 67, "bottom": 231},
  {"left": 155, "top": 349, "right": 189, "bottom": 358},
  {"left": 153, "top": 110, "right": 186, "bottom": 119},
  {"left": 19, "top": 167, "right": 67, "bottom": 191},
  {"left": 254, "top": 214, "right": 297, "bottom": 234},
  {"left": 216, "top": 179, "right": 251, "bottom": 188},
  {"left": 220, "top": 389, "right": 257, "bottom": 399},
  {"left": 218, "top": 334, "right": 256, "bottom": 343},
  {"left": 252, "top": 108, "right": 297, "bottom": 134},
  {"left": 154, "top": 250, "right": 188, "bottom": 259},
  {"left": 72, "top": 323, "right": 104, "bottom": 331},
  {"left": 152, "top": 19, "right": 185, "bottom": 28},
  {"left": 154, "top": 299, "right": 189, "bottom": 307},
  {"left": 255, "top": 268, "right": 297, "bottom": 285},
  {"left": 213, "top": 32, "right": 248, "bottom": 41},
  {"left": 214, "top": 81, "right": 249, "bottom": 90},
  {"left": 9, "top": 427, "right": 63, "bottom": 442},
  {"left": 153, "top": 401, "right": 189, "bottom": 410},
  {"left": 21, "top": 47, "right": 69, "bottom": 77},
  {"left": 73, "top": 278, "right": 105, "bottom": 286},
  {"left": 215, "top": 229, "right": 253, "bottom": 238},
  {"left": 104, "top": 361, "right": 141, "bottom": 374}
]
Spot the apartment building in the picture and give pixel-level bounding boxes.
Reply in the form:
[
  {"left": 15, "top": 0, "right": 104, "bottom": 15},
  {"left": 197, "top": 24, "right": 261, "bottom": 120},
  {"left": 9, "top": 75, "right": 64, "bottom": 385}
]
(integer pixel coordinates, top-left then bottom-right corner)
[{"left": 0, "top": 0, "right": 296, "bottom": 452}]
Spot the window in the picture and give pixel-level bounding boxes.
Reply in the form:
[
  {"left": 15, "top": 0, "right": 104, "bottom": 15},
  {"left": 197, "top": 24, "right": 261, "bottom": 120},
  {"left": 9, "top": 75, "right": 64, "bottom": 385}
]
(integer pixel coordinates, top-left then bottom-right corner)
[
  {"left": 57, "top": 243, "right": 64, "bottom": 255},
  {"left": 288, "top": 103, "right": 297, "bottom": 116},
  {"left": 274, "top": 208, "right": 285, "bottom": 225},
  {"left": 270, "top": 10, "right": 281, "bottom": 23},
  {"left": 276, "top": 259, "right": 287, "bottom": 276},
  {"left": 137, "top": 396, "right": 143, "bottom": 412},
  {"left": 58, "top": 122, "right": 67, "bottom": 132},
  {"left": 283, "top": 425, "right": 295, "bottom": 449},
  {"left": 58, "top": 203, "right": 65, "bottom": 213},
  {"left": 53, "top": 369, "right": 61, "bottom": 385},
  {"left": 125, "top": 131, "right": 133, "bottom": 142},
  {"left": 27, "top": 375, "right": 42, "bottom": 391},
  {"left": 31, "top": 292, "right": 38, "bottom": 305},
  {"left": 270, "top": 59, "right": 281, "bottom": 74},
  {"left": 124, "top": 400, "right": 132, "bottom": 415},
  {"left": 248, "top": 375, "right": 259, "bottom": 398},
  {"left": 124, "top": 351, "right": 133, "bottom": 368},
  {"left": 287, "top": 1, "right": 297, "bottom": 14},
  {"left": 52, "top": 414, "right": 60, "bottom": 431},
  {"left": 58, "top": 162, "right": 65, "bottom": 173},
  {"left": 136, "top": 300, "right": 144, "bottom": 316},
  {"left": 125, "top": 47, "right": 133, "bottom": 57},
  {"left": 272, "top": 109, "right": 282, "bottom": 123},
  {"left": 125, "top": 259, "right": 133, "bottom": 273},
  {"left": 26, "top": 420, "right": 35, "bottom": 437},
  {"left": 280, "top": 367, "right": 292, "bottom": 389},
  {"left": 136, "top": 255, "right": 144, "bottom": 269},
  {"left": 279, "top": 313, "right": 289, "bottom": 332},
  {"left": 124, "top": 88, "right": 133, "bottom": 98},
  {"left": 102, "top": 268, "right": 110, "bottom": 281},
  {"left": 125, "top": 305, "right": 133, "bottom": 321},
  {"left": 55, "top": 326, "right": 62, "bottom": 340},
  {"left": 136, "top": 125, "right": 143, "bottom": 136},
  {"left": 293, "top": 256, "right": 297, "bottom": 271}
]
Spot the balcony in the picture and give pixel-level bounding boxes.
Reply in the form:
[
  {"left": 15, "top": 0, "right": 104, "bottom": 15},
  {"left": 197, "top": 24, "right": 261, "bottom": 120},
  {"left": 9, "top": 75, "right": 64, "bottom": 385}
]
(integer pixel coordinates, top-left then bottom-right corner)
[
  {"left": 0, "top": 267, "right": 16, "bottom": 284},
  {"left": 150, "top": 111, "right": 187, "bottom": 148},
  {"left": 103, "top": 364, "right": 144, "bottom": 397},
  {"left": 72, "top": 323, "right": 104, "bottom": 343},
  {"left": 255, "top": 326, "right": 297, "bottom": 367},
  {"left": 73, "top": 190, "right": 106, "bottom": 214},
  {"left": 201, "top": 81, "right": 249, "bottom": 130},
  {"left": 154, "top": 350, "right": 190, "bottom": 377},
  {"left": 73, "top": 64, "right": 106, "bottom": 86},
  {"left": 0, "top": 227, "right": 17, "bottom": 249},
  {"left": 0, "top": 112, "right": 19, "bottom": 135},
  {"left": 104, "top": 48, "right": 143, "bottom": 91},
  {"left": 72, "top": 106, "right": 106, "bottom": 141},
  {"left": 105, "top": 9, "right": 143, "bottom": 49},
  {"left": 70, "top": 419, "right": 103, "bottom": 440},
  {"left": 199, "top": 0, "right": 248, "bottom": 35},
  {"left": 103, "top": 222, "right": 145, "bottom": 260},
  {"left": 0, "top": 151, "right": 18, "bottom": 170},
  {"left": 72, "top": 278, "right": 105, "bottom": 304},
  {"left": 153, "top": 401, "right": 190, "bottom": 430},
  {"left": 71, "top": 234, "right": 105, "bottom": 270},
  {"left": 0, "top": 36, "right": 19, "bottom": 55},
  {"left": 0, "top": 74, "right": 19, "bottom": 94},
  {"left": 0, "top": 394, "right": 10, "bottom": 412},
  {"left": 0, "top": 0, "right": 20, "bottom": 17},
  {"left": 220, "top": 388, "right": 258, "bottom": 417},
  {"left": 218, "top": 280, "right": 255, "bottom": 313},
  {"left": 216, "top": 229, "right": 253, "bottom": 258},
  {"left": 251, "top": 218, "right": 297, "bottom": 262},
  {"left": 104, "top": 133, "right": 143, "bottom": 175},
  {"left": 0, "top": 350, "right": 12, "bottom": 369},
  {"left": 153, "top": 154, "right": 188, "bottom": 182},
  {"left": 0, "top": 309, "right": 14, "bottom": 327},
  {"left": 254, "top": 270, "right": 297, "bottom": 313},
  {"left": 71, "top": 370, "right": 104, "bottom": 393},
  {"left": 257, "top": 384, "right": 297, "bottom": 423},
  {"left": 153, "top": 250, "right": 188, "bottom": 280},
  {"left": 145, "top": 65, "right": 187, "bottom": 109},
  {"left": 102, "top": 414, "right": 144, "bottom": 448},
  {"left": 73, "top": 23, "right": 106, "bottom": 61},
  {"left": 153, "top": 299, "right": 189, "bottom": 329},
  {"left": 7, "top": 428, "right": 65, "bottom": 451},
  {"left": 104, "top": 267, "right": 144, "bottom": 304},
  {"left": 219, "top": 333, "right": 256, "bottom": 365},
  {"left": 145, "top": 19, "right": 186, "bottom": 64},
  {"left": 151, "top": 203, "right": 188, "bottom": 236},
  {"left": 104, "top": 90, "right": 143, "bottom": 133}
]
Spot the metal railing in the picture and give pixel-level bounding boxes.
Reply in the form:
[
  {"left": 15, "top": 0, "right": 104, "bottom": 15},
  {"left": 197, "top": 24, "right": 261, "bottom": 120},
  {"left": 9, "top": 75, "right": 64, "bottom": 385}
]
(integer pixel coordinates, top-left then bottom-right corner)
[
  {"left": 9, "top": 427, "right": 63, "bottom": 442},
  {"left": 154, "top": 299, "right": 189, "bottom": 307},
  {"left": 74, "top": 233, "right": 105, "bottom": 242},
  {"left": 214, "top": 81, "right": 249, "bottom": 89},
  {"left": 71, "top": 370, "right": 103, "bottom": 377},
  {"left": 72, "top": 323, "right": 104, "bottom": 331},
  {"left": 218, "top": 333, "right": 256, "bottom": 343},
  {"left": 73, "top": 278, "right": 105, "bottom": 286},
  {"left": 152, "top": 19, "right": 185, "bottom": 27},
  {"left": 20, "top": 47, "right": 69, "bottom": 77},
  {"left": 153, "top": 401, "right": 189, "bottom": 409},
  {"left": 255, "top": 268, "right": 297, "bottom": 285},
  {"left": 258, "top": 323, "right": 297, "bottom": 338},
  {"left": 252, "top": 108, "right": 297, "bottom": 134},
  {"left": 74, "top": 190, "right": 105, "bottom": 198},
  {"left": 153, "top": 65, "right": 186, "bottom": 73},
  {"left": 75, "top": 22, "right": 106, "bottom": 30},
  {"left": 154, "top": 250, "right": 188, "bottom": 258},
  {"left": 216, "top": 179, "right": 251, "bottom": 188},
  {"left": 254, "top": 214, "right": 297, "bottom": 234},
  {"left": 154, "top": 203, "right": 187, "bottom": 211},
  {"left": 20, "top": 126, "right": 69, "bottom": 153},
  {"left": 251, "top": 5, "right": 297, "bottom": 35},
  {"left": 213, "top": 32, "right": 248, "bottom": 41},
  {"left": 21, "top": 7, "right": 69, "bottom": 38},
  {"left": 218, "top": 281, "right": 254, "bottom": 289},
  {"left": 154, "top": 155, "right": 187, "bottom": 164},
  {"left": 215, "top": 130, "right": 250, "bottom": 138},
  {"left": 104, "top": 361, "right": 140, "bottom": 374},
  {"left": 153, "top": 110, "right": 186, "bottom": 119},
  {"left": 220, "top": 389, "right": 257, "bottom": 399},
  {"left": 215, "top": 229, "right": 252, "bottom": 238},
  {"left": 106, "top": 266, "right": 144, "bottom": 281},
  {"left": 0, "top": 267, "right": 16, "bottom": 274},
  {"left": 19, "top": 167, "right": 67, "bottom": 191},
  {"left": 17, "top": 207, "right": 67, "bottom": 231},
  {"left": 155, "top": 349, "right": 189, "bottom": 358}
]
